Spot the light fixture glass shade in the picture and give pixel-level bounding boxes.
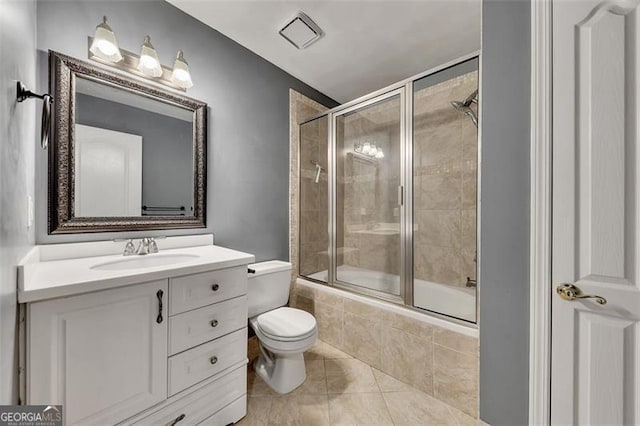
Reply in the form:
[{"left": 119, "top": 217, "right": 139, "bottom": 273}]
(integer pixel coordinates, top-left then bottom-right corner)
[
  {"left": 171, "top": 50, "right": 194, "bottom": 89},
  {"left": 362, "top": 142, "right": 371, "bottom": 155},
  {"left": 375, "top": 150, "right": 384, "bottom": 159},
  {"left": 89, "top": 16, "right": 123, "bottom": 63},
  {"left": 137, "top": 35, "right": 163, "bottom": 77}
]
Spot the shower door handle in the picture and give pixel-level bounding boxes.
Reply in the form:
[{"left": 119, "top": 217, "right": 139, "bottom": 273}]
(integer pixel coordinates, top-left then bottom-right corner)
[{"left": 398, "top": 186, "right": 404, "bottom": 206}]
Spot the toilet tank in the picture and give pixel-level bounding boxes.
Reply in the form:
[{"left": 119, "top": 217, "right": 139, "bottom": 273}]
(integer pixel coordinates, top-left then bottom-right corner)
[{"left": 247, "top": 260, "right": 292, "bottom": 318}]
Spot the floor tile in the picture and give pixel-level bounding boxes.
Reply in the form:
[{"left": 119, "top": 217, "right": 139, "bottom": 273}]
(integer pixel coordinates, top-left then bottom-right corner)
[
  {"left": 267, "top": 394, "right": 330, "bottom": 426},
  {"left": 382, "top": 391, "right": 456, "bottom": 426},
  {"left": 236, "top": 396, "right": 272, "bottom": 426},
  {"left": 325, "top": 358, "right": 379, "bottom": 394},
  {"left": 327, "top": 392, "right": 394, "bottom": 425}
]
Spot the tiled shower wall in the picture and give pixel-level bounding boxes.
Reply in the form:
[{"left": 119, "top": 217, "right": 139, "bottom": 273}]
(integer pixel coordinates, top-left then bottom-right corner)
[
  {"left": 290, "top": 282, "right": 479, "bottom": 418},
  {"left": 414, "top": 71, "right": 478, "bottom": 287}
]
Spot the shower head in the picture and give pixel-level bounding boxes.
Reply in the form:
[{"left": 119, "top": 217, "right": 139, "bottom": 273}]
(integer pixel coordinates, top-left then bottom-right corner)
[{"left": 451, "top": 89, "right": 479, "bottom": 128}]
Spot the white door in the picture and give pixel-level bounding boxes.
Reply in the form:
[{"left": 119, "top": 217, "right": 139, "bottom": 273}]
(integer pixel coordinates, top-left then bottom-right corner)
[
  {"left": 552, "top": 0, "right": 640, "bottom": 424},
  {"left": 27, "top": 280, "right": 168, "bottom": 425},
  {"left": 74, "top": 124, "right": 142, "bottom": 217}
]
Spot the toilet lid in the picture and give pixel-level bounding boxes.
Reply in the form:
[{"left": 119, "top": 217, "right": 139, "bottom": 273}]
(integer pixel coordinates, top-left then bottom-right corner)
[{"left": 256, "top": 307, "right": 317, "bottom": 340}]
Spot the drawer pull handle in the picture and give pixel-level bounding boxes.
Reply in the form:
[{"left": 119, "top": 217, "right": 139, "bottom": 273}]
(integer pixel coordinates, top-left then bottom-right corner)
[
  {"left": 211, "top": 283, "right": 220, "bottom": 292},
  {"left": 156, "top": 290, "right": 164, "bottom": 324},
  {"left": 210, "top": 319, "right": 219, "bottom": 328},
  {"left": 210, "top": 355, "right": 218, "bottom": 365},
  {"left": 170, "top": 413, "right": 186, "bottom": 426}
]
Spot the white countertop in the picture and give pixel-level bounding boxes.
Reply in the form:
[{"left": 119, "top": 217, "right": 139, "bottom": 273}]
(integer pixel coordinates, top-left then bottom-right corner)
[{"left": 19, "top": 244, "right": 255, "bottom": 303}]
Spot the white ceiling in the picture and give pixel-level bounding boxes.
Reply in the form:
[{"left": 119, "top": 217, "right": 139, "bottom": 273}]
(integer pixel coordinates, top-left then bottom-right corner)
[{"left": 168, "top": 0, "right": 481, "bottom": 103}]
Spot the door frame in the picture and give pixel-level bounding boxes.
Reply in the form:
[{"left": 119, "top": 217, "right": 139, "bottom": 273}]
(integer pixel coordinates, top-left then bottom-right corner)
[{"left": 529, "top": 0, "right": 553, "bottom": 424}]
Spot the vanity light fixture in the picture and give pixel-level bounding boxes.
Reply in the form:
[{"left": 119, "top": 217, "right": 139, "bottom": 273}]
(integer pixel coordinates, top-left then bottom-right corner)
[
  {"left": 89, "top": 16, "right": 123, "bottom": 63},
  {"left": 87, "top": 19, "right": 194, "bottom": 91},
  {"left": 137, "top": 35, "right": 163, "bottom": 77},
  {"left": 354, "top": 141, "right": 384, "bottom": 159},
  {"left": 170, "top": 50, "right": 194, "bottom": 89}
]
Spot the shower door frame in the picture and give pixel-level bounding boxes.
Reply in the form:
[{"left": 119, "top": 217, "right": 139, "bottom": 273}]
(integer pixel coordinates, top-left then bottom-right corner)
[
  {"left": 328, "top": 87, "right": 411, "bottom": 305},
  {"left": 298, "top": 51, "right": 481, "bottom": 325}
]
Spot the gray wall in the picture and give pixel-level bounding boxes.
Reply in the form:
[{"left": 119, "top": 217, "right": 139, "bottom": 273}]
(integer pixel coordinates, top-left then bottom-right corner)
[
  {"left": 0, "top": 0, "right": 36, "bottom": 404},
  {"left": 76, "top": 93, "right": 194, "bottom": 213},
  {"left": 35, "top": 0, "right": 338, "bottom": 262},
  {"left": 479, "top": 0, "right": 530, "bottom": 424}
]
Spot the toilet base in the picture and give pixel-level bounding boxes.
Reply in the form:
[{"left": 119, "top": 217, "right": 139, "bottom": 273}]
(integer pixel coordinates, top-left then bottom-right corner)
[{"left": 253, "top": 348, "right": 307, "bottom": 394}]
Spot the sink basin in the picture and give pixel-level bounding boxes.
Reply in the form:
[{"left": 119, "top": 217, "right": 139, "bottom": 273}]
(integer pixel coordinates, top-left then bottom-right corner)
[{"left": 91, "top": 253, "right": 200, "bottom": 271}]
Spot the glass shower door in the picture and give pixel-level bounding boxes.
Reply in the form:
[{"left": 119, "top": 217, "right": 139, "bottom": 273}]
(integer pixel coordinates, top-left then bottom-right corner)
[
  {"left": 333, "top": 91, "right": 404, "bottom": 299},
  {"left": 299, "top": 115, "right": 329, "bottom": 282}
]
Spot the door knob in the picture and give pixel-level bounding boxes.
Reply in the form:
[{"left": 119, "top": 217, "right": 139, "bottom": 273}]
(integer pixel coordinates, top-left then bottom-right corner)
[{"left": 556, "top": 283, "right": 607, "bottom": 305}]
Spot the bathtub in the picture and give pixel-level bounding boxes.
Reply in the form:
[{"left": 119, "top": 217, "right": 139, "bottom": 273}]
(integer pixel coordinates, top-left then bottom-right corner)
[{"left": 307, "top": 265, "right": 476, "bottom": 322}]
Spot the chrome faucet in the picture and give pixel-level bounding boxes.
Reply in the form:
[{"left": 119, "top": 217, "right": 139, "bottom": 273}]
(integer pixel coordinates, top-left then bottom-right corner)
[
  {"left": 117, "top": 237, "right": 161, "bottom": 256},
  {"left": 136, "top": 238, "right": 159, "bottom": 255}
]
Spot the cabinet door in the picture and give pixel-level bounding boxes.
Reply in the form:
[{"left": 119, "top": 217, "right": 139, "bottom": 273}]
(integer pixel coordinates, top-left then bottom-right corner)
[{"left": 28, "top": 280, "right": 168, "bottom": 425}]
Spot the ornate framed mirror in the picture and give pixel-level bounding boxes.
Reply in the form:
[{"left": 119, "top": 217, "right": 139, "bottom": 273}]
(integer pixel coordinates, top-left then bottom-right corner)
[{"left": 48, "top": 51, "right": 207, "bottom": 234}]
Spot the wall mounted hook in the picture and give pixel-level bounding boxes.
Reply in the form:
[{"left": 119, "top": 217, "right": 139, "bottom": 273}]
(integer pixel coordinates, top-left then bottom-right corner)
[{"left": 16, "top": 81, "right": 53, "bottom": 149}]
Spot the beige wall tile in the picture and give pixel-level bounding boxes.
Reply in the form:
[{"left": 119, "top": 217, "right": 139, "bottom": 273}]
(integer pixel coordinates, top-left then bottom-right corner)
[
  {"left": 415, "top": 210, "right": 462, "bottom": 249},
  {"left": 315, "top": 301, "right": 344, "bottom": 349},
  {"left": 293, "top": 295, "right": 315, "bottom": 315},
  {"left": 315, "top": 290, "right": 345, "bottom": 309},
  {"left": 386, "top": 312, "right": 433, "bottom": 340},
  {"left": 416, "top": 173, "right": 462, "bottom": 210},
  {"left": 414, "top": 244, "right": 463, "bottom": 286},
  {"left": 343, "top": 311, "right": 382, "bottom": 369},
  {"left": 433, "top": 328, "right": 478, "bottom": 355},
  {"left": 381, "top": 326, "right": 433, "bottom": 394},
  {"left": 434, "top": 345, "right": 479, "bottom": 417},
  {"left": 343, "top": 298, "right": 382, "bottom": 320}
]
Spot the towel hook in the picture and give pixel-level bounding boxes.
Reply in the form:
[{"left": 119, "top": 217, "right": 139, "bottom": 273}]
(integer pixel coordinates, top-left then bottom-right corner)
[{"left": 16, "top": 81, "right": 53, "bottom": 150}]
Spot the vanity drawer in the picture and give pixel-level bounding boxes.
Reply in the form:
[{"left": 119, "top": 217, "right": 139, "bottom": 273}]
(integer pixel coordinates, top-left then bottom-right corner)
[
  {"left": 168, "top": 328, "right": 247, "bottom": 396},
  {"left": 130, "top": 365, "right": 246, "bottom": 426},
  {"left": 169, "top": 296, "right": 247, "bottom": 355},
  {"left": 169, "top": 266, "right": 246, "bottom": 315}
]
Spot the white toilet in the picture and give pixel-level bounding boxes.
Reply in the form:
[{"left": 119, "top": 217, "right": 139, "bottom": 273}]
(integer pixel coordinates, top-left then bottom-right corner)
[{"left": 247, "top": 260, "right": 317, "bottom": 394}]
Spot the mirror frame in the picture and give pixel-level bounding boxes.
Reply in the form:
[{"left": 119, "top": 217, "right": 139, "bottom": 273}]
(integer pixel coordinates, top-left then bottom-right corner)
[{"left": 48, "top": 50, "right": 207, "bottom": 234}]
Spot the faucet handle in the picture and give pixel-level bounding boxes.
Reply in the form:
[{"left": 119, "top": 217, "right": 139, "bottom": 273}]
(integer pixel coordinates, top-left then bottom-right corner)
[
  {"left": 148, "top": 238, "right": 159, "bottom": 254},
  {"left": 120, "top": 239, "right": 136, "bottom": 256},
  {"left": 136, "top": 238, "right": 150, "bottom": 255}
]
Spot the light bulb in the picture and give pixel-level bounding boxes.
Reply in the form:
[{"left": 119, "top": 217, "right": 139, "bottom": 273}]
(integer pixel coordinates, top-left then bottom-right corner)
[
  {"left": 375, "top": 150, "right": 384, "bottom": 159},
  {"left": 362, "top": 142, "right": 371, "bottom": 155},
  {"left": 137, "top": 35, "right": 162, "bottom": 77},
  {"left": 170, "top": 50, "right": 194, "bottom": 89},
  {"left": 369, "top": 144, "right": 378, "bottom": 156},
  {"left": 89, "top": 16, "right": 123, "bottom": 63}
]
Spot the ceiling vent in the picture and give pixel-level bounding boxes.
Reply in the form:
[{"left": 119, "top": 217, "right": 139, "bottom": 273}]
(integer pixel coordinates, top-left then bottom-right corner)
[{"left": 279, "top": 12, "right": 324, "bottom": 49}]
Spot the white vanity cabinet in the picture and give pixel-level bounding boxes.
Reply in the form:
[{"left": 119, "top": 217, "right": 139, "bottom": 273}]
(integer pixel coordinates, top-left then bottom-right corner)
[
  {"left": 28, "top": 279, "right": 169, "bottom": 425},
  {"left": 24, "top": 259, "right": 250, "bottom": 426}
]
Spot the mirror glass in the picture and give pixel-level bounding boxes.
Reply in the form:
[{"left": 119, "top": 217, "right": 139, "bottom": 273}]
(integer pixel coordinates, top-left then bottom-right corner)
[{"left": 74, "top": 77, "right": 195, "bottom": 217}]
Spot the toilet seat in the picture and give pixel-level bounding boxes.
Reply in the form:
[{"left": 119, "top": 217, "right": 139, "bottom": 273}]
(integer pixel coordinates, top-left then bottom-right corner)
[{"left": 255, "top": 307, "right": 317, "bottom": 342}]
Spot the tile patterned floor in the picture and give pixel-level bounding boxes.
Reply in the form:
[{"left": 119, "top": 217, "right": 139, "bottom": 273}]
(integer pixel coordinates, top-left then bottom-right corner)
[{"left": 237, "top": 340, "right": 481, "bottom": 426}]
